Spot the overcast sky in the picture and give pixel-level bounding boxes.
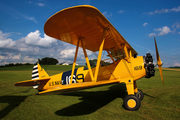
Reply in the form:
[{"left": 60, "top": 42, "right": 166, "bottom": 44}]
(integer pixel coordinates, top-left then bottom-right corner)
[{"left": 0, "top": 0, "right": 180, "bottom": 67}]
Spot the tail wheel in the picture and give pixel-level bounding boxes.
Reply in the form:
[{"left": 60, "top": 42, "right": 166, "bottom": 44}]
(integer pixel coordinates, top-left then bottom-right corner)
[
  {"left": 135, "top": 89, "right": 144, "bottom": 101},
  {"left": 123, "top": 95, "right": 141, "bottom": 111}
]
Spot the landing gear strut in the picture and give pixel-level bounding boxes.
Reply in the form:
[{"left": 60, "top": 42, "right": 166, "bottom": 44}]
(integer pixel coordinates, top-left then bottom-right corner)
[{"left": 135, "top": 89, "right": 144, "bottom": 101}]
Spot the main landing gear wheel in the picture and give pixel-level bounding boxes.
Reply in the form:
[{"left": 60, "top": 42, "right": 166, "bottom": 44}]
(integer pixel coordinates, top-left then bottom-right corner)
[
  {"left": 123, "top": 95, "right": 141, "bottom": 111},
  {"left": 135, "top": 89, "right": 144, "bottom": 101}
]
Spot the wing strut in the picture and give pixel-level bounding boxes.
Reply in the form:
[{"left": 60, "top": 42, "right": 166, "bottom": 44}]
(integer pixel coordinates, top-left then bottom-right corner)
[
  {"left": 124, "top": 45, "right": 130, "bottom": 62},
  {"left": 70, "top": 29, "right": 107, "bottom": 83},
  {"left": 81, "top": 38, "right": 95, "bottom": 81},
  {"left": 70, "top": 38, "right": 80, "bottom": 84},
  {"left": 94, "top": 29, "right": 106, "bottom": 82},
  {"left": 106, "top": 50, "right": 116, "bottom": 64}
]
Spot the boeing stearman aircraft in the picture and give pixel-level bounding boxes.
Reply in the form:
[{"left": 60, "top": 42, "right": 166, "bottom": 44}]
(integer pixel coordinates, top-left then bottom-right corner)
[{"left": 15, "top": 5, "right": 164, "bottom": 111}]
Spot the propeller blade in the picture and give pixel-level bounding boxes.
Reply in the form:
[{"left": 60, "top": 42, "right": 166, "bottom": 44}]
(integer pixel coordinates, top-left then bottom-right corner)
[
  {"left": 154, "top": 37, "right": 162, "bottom": 66},
  {"left": 158, "top": 65, "right": 164, "bottom": 86},
  {"left": 154, "top": 37, "right": 164, "bottom": 86}
]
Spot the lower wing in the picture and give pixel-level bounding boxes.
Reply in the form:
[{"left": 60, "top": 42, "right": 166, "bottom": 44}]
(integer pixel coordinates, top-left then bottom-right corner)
[{"left": 38, "top": 80, "right": 120, "bottom": 95}]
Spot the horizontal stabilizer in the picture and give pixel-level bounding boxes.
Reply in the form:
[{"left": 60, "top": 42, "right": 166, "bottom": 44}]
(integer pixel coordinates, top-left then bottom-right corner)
[
  {"left": 38, "top": 80, "right": 120, "bottom": 95},
  {"left": 15, "top": 77, "right": 51, "bottom": 86}
]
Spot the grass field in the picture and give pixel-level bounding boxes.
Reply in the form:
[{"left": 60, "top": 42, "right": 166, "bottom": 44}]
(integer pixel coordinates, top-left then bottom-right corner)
[{"left": 0, "top": 65, "right": 180, "bottom": 120}]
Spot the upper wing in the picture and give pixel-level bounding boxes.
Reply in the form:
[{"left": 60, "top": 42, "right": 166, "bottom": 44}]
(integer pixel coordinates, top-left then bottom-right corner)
[{"left": 44, "top": 5, "right": 138, "bottom": 57}]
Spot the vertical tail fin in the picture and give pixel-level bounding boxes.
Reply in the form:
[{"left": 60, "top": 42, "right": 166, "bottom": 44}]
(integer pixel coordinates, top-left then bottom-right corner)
[
  {"left": 32, "top": 63, "right": 39, "bottom": 80},
  {"left": 32, "top": 63, "right": 49, "bottom": 89},
  {"left": 32, "top": 63, "right": 49, "bottom": 79}
]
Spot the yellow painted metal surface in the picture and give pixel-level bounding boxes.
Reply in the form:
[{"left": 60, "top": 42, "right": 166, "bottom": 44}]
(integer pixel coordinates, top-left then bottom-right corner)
[
  {"left": 15, "top": 55, "right": 146, "bottom": 94},
  {"left": 134, "top": 81, "right": 138, "bottom": 93},
  {"left": 127, "top": 99, "right": 136, "bottom": 108},
  {"left": 38, "top": 79, "right": 120, "bottom": 95},
  {"left": 15, "top": 59, "right": 144, "bottom": 94},
  {"left": 37, "top": 63, "right": 49, "bottom": 79},
  {"left": 70, "top": 39, "right": 80, "bottom": 84},
  {"left": 81, "top": 39, "right": 94, "bottom": 81},
  {"left": 44, "top": 5, "right": 138, "bottom": 56},
  {"left": 42, "top": 73, "right": 62, "bottom": 90},
  {"left": 94, "top": 29, "right": 106, "bottom": 82}
]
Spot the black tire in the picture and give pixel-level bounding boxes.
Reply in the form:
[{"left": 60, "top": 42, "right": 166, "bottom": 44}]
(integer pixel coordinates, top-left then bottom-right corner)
[
  {"left": 123, "top": 95, "right": 141, "bottom": 111},
  {"left": 135, "top": 89, "right": 144, "bottom": 101}
]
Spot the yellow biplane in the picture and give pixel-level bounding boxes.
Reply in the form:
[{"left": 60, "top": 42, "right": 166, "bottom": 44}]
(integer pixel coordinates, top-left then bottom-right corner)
[{"left": 15, "top": 5, "right": 163, "bottom": 111}]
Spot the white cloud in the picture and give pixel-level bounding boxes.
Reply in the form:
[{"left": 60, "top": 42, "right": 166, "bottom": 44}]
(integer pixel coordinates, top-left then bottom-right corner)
[
  {"left": 143, "top": 22, "right": 148, "bottom": 26},
  {"left": 0, "top": 53, "right": 20, "bottom": 62},
  {"left": 12, "top": 54, "right": 21, "bottom": 60},
  {"left": 0, "top": 30, "right": 15, "bottom": 48},
  {"left": 174, "top": 62, "right": 180, "bottom": 67},
  {"left": 148, "top": 33, "right": 156, "bottom": 38},
  {"left": 24, "top": 30, "right": 57, "bottom": 47},
  {"left": 0, "top": 55, "right": 6, "bottom": 61},
  {"left": 145, "top": 6, "right": 180, "bottom": 15},
  {"left": 102, "top": 11, "right": 112, "bottom": 17},
  {"left": 0, "top": 30, "right": 94, "bottom": 65},
  {"left": 0, "top": 30, "right": 58, "bottom": 64},
  {"left": 171, "top": 22, "right": 180, "bottom": 34},
  {"left": 0, "top": 29, "right": 99, "bottom": 65},
  {"left": 172, "top": 22, "right": 180, "bottom": 29},
  {"left": 23, "top": 56, "right": 35, "bottom": 62},
  {"left": 155, "top": 26, "right": 171, "bottom": 36},
  {"left": 60, "top": 49, "right": 76, "bottom": 58},
  {"left": 118, "top": 10, "right": 124, "bottom": 14},
  {"left": 36, "top": 3, "right": 45, "bottom": 7},
  {"left": 0, "top": 30, "right": 10, "bottom": 38},
  {"left": 171, "top": 6, "right": 180, "bottom": 12},
  {"left": 148, "top": 26, "right": 171, "bottom": 37},
  {"left": 17, "top": 12, "right": 37, "bottom": 23}
]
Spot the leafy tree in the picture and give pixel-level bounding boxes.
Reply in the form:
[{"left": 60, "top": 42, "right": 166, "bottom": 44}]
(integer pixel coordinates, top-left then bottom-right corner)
[
  {"left": 38, "top": 57, "right": 58, "bottom": 65},
  {"left": 86, "top": 59, "right": 111, "bottom": 68},
  {"left": 89, "top": 59, "right": 97, "bottom": 68}
]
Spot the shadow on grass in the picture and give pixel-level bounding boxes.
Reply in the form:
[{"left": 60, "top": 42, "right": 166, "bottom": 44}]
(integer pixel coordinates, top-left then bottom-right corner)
[
  {"left": 55, "top": 83, "right": 127, "bottom": 116},
  {"left": 0, "top": 95, "right": 27, "bottom": 119},
  {"left": 144, "top": 93, "right": 155, "bottom": 98}
]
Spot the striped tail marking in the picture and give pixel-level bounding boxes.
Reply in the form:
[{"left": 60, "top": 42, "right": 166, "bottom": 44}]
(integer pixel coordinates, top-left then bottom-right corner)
[
  {"left": 32, "top": 63, "right": 39, "bottom": 89},
  {"left": 32, "top": 63, "right": 39, "bottom": 80}
]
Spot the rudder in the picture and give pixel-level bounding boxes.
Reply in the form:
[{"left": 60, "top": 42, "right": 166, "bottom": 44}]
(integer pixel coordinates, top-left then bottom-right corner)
[{"left": 32, "top": 63, "right": 49, "bottom": 89}]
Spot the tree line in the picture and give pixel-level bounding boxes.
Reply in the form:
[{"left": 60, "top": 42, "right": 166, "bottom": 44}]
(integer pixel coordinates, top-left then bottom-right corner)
[
  {"left": 0, "top": 57, "right": 59, "bottom": 68},
  {"left": 0, "top": 58, "right": 112, "bottom": 68},
  {"left": 87, "top": 59, "right": 111, "bottom": 68},
  {"left": 0, "top": 63, "right": 33, "bottom": 68}
]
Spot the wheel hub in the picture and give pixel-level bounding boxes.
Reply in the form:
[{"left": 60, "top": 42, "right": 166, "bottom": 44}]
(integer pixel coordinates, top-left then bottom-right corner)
[{"left": 127, "top": 99, "right": 136, "bottom": 108}]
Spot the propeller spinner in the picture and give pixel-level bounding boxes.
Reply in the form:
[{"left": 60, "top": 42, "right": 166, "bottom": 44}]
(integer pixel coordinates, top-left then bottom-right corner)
[{"left": 154, "top": 37, "right": 164, "bottom": 86}]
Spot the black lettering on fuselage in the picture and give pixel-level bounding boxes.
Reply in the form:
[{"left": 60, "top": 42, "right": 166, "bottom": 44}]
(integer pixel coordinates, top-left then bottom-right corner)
[
  {"left": 49, "top": 81, "right": 62, "bottom": 86},
  {"left": 55, "top": 81, "right": 60, "bottom": 85},
  {"left": 134, "top": 65, "right": 142, "bottom": 70}
]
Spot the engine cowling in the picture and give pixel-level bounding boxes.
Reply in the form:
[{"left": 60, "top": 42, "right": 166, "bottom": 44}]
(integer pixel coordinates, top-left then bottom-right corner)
[{"left": 144, "top": 53, "right": 155, "bottom": 78}]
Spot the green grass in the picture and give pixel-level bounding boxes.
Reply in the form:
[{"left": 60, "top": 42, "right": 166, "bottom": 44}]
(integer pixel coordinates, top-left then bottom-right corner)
[{"left": 0, "top": 66, "right": 180, "bottom": 120}]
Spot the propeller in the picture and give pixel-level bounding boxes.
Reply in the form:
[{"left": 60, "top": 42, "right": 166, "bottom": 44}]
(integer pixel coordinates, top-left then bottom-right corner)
[{"left": 154, "top": 37, "right": 164, "bottom": 86}]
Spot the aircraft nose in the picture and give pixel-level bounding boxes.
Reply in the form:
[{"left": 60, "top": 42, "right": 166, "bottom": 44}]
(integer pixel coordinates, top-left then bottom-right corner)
[{"left": 144, "top": 53, "right": 155, "bottom": 78}]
